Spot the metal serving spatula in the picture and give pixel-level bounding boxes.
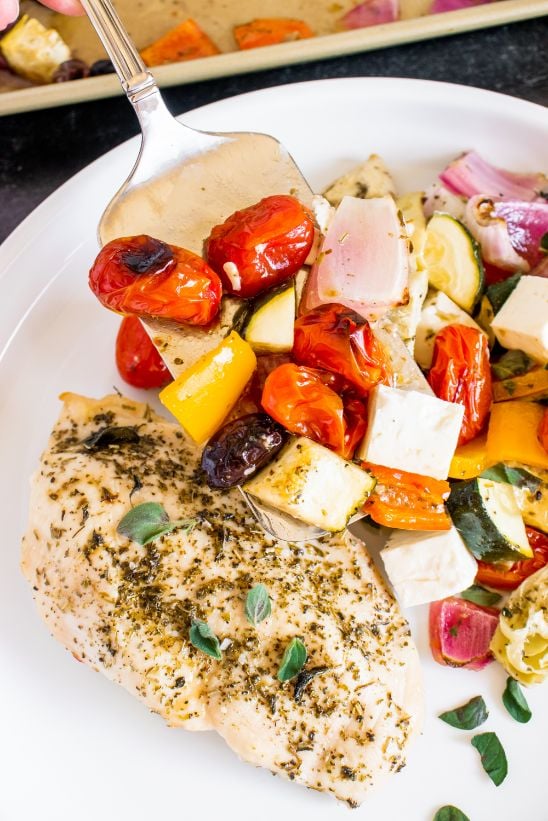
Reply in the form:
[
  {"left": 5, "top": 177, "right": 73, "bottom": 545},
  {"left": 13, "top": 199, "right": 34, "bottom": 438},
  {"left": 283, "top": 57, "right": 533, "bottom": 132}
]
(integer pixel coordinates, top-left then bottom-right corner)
[{"left": 81, "top": 0, "right": 326, "bottom": 541}]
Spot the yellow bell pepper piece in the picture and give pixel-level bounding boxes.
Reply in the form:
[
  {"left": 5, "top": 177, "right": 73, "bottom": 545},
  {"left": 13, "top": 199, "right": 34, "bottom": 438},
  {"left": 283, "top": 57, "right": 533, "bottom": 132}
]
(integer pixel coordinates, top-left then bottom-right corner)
[
  {"left": 493, "top": 367, "right": 548, "bottom": 403},
  {"left": 487, "top": 401, "right": 548, "bottom": 470},
  {"left": 449, "top": 434, "right": 491, "bottom": 479},
  {"left": 159, "top": 331, "right": 256, "bottom": 444}
]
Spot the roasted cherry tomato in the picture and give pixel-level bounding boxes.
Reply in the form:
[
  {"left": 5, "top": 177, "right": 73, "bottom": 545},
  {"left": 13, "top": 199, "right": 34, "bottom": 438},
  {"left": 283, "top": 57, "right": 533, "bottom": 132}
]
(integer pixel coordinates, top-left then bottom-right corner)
[
  {"left": 89, "top": 234, "right": 222, "bottom": 326},
  {"left": 205, "top": 195, "right": 315, "bottom": 298},
  {"left": 476, "top": 526, "right": 548, "bottom": 591},
  {"left": 362, "top": 463, "right": 451, "bottom": 530},
  {"left": 293, "top": 303, "right": 392, "bottom": 397},
  {"left": 115, "top": 316, "right": 171, "bottom": 389},
  {"left": 261, "top": 363, "right": 366, "bottom": 459},
  {"left": 538, "top": 408, "right": 548, "bottom": 454},
  {"left": 428, "top": 324, "right": 492, "bottom": 446}
]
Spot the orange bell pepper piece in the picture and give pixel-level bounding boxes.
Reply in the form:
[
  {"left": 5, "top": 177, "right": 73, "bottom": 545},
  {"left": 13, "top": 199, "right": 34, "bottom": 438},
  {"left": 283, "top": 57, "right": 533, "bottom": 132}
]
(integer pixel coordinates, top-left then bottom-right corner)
[
  {"left": 234, "top": 18, "right": 314, "bottom": 50},
  {"left": 362, "top": 463, "right": 451, "bottom": 530},
  {"left": 141, "top": 19, "right": 220, "bottom": 67}
]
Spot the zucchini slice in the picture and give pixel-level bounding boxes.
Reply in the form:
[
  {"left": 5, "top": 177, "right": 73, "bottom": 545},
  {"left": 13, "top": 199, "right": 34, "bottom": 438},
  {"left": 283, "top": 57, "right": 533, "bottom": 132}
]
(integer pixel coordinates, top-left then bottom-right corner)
[
  {"left": 447, "top": 477, "right": 532, "bottom": 562},
  {"left": 244, "top": 437, "right": 376, "bottom": 532},
  {"left": 244, "top": 282, "right": 295, "bottom": 353},
  {"left": 423, "top": 213, "right": 484, "bottom": 313}
]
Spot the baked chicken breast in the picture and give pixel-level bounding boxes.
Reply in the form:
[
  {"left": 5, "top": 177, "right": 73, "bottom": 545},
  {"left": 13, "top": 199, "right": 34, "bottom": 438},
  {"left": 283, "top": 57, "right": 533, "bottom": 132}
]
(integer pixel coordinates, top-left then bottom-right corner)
[{"left": 21, "top": 392, "right": 422, "bottom": 806}]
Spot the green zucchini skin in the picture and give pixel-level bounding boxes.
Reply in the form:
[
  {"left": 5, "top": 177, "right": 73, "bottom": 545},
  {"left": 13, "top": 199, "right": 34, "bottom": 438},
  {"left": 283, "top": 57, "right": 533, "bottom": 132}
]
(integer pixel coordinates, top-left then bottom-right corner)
[{"left": 447, "top": 478, "right": 528, "bottom": 563}]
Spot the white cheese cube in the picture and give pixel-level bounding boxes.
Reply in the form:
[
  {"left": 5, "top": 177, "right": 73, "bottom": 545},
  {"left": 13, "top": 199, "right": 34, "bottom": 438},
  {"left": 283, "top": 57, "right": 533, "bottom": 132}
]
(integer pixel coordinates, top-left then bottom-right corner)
[
  {"left": 491, "top": 276, "right": 548, "bottom": 364},
  {"left": 244, "top": 437, "right": 375, "bottom": 532},
  {"left": 381, "top": 527, "right": 478, "bottom": 608},
  {"left": 415, "top": 290, "right": 485, "bottom": 369},
  {"left": 357, "top": 385, "right": 464, "bottom": 479}
]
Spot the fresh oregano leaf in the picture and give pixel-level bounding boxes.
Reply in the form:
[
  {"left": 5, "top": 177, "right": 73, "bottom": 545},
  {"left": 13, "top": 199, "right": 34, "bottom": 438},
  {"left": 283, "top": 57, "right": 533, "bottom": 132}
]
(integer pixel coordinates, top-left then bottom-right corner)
[
  {"left": 502, "top": 677, "right": 532, "bottom": 723},
  {"left": 245, "top": 583, "right": 271, "bottom": 626},
  {"left": 480, "top": 463, "right": 541, "bottom": 493},
  {"left": 81, "top": 425, "right": 140, "bottom": 450},
  {"left": 433, "top": 806, "right": 470, "bottom": 821},
  {"left": 189, "top": 619, "right": 222, "bottom": 660},
  {"left": 486, "top": 273, "right": 521, "bottom": 314},
  {"left": 277, "top": 637, "right": 307, "bottom": 682},
  {"left": 293, "top": 666, "right": 330, "bottom": 703},
  {"left": 492, "top": 349, "right": 533, "bottom": 381},
  {"left": 460, "top": 585, "right": 502, "bottom": 607},
  {"left": 439, "top": 695, "right": 489, "bottom": 730},
  {"left": 117, "top": 502, "right": 196, "bottom": 546},
  {"left": 471, "top": 732, "right": 508, "bottom": 786}
]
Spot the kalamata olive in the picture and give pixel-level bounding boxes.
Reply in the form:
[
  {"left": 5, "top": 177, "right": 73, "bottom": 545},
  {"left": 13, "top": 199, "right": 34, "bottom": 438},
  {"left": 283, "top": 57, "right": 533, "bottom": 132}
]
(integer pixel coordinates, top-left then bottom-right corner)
[
  {"left": 53, "top": 59, "right": 90, "bottom": 82},
  {"left": 201, "top": 413, "right": 288, "bottom": 489},
  {"left": 90, "top": 59, "right": 115, "bottom": 76}
]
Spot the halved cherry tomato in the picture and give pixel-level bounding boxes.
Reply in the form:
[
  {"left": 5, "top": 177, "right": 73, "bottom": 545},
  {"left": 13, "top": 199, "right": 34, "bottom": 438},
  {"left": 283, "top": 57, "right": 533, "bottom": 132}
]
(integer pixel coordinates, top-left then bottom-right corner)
[
  {"left": 293, "top": 303, "right": 392, "bottom": 397},
  {"left": 205, "top": 195, "right": 315, "bottom": 298},
  {"left": 476, "top": 526, "right": 548, "bottom": 591},
  {"left": 428, "top": 324, "right": 492, "bottom": 446},
  {"left": 538, "top": 407, "right": 548, "bottom": 454},
  {"left": 89, "top": 235, "right": 222, "bottom": 325},
  {"left": 361, "top": 463, "right": 451, "bottom": 530},
  {"left": 115, "top": 316, "right": 171, "bottom": 389},
  {"left": 261, "top": 362, "right": 366, "bottom": 459}
]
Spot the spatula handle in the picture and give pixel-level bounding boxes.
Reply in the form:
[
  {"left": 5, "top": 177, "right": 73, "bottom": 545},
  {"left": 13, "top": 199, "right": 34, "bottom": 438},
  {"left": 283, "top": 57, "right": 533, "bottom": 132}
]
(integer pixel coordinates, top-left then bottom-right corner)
[{"left": 80, "top": 0, "right": 156, "bottom": 104}]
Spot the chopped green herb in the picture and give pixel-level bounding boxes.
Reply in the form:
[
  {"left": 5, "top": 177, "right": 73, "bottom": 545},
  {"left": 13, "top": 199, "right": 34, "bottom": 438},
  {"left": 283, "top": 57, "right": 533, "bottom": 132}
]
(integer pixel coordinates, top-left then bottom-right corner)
[
  {"left": 486, "top": 273, "right": 521, "bottom": 314},
  {"left": 503, "top": 380, "right": 516, "bottom": 396},
  {"left": 189, "top": 619, "right": 222, "bottom": 660},
  {"left": 461, "top": 585, "right": 502, "bottom": 607},
  {"left": 245, "top": 583, "right": 271, "bottom": 626},
  {"left": 502, "top": 677, "right": 532, "bottom": 724},
  {"left": 81, "top": 425, "right": 140, "bottom": 450},
  {"left": 480, "top": 463, "right": 541, "bottom": 493},
  {"left": 540, "top": 231, "right": 548, "bottom": 254},
  {"left": 439, "top": 695, "right": 489, "bottom": 730},
  {"left": 449, "top": 626, "right": 459, "bottom": 638},
  {"left": 433, "top": 807, "right": 470, "bottom": 821},
  {"left": 277, "top": 637, "right": 307, "bottom": 682},
  {"left": 492, "top": 349, "right": 533, "bottom": 381},
  {"left": 117, "top": 502, "right": 196, "bottom": 546},
  {"left": 471, "top": 732, "right": 508, "bottom": 786}
]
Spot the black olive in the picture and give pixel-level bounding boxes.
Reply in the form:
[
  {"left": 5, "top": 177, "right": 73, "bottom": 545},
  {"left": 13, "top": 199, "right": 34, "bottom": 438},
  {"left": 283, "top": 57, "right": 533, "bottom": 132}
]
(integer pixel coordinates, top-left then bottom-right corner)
[
  {"left": 89, "top": 59, "right": 115, "bottom": 76},
  {"left": 52, "top": 59, "right": 90, "bottom": 83},
  {"left": 121, "top": 236, "right": 175, "bottom": 275},
  {"left": 201, "top": 413, "right": 288, "bottom": 489}
]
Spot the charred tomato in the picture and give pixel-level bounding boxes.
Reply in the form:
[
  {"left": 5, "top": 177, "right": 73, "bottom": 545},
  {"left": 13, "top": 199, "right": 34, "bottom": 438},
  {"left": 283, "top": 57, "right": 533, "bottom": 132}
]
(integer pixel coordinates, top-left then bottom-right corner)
[
  {"left": 428, "top": 324, "right": 492, "bottom": 446},
  {"left": 205, "top": 195, "right": 315, "bottom": 298},
  {"left": 293, "top": 303, "right": 392, "bottom": 396},
  {"left": 261, "top": 362, "right": 366, "bottom": 459},
  {"left": 115, "top": 316, "right": 171, "bottom": 389},
  {"left": 89, "top": 234, "right": 222, "bottom": 325}
]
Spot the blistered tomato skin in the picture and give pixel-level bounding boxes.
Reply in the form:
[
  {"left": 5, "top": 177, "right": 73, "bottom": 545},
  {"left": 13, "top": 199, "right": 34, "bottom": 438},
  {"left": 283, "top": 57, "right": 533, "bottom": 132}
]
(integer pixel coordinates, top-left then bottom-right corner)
[
  {"left": 89, "top": 235, "right": 222, "bottom": 326},
  {"left": 115, "top": 316, "right": 172, "bottom": 389},
  {"left": 428, "top": 324, "right": 492, "bottom": 446},
  {"left": 205, "top": 195, "right": 315, "bottom": 298},
  {"left": 201, "top": 413, "right": 288, "bottom": 488},
  {"left": 261, "top": 362, "right": 367, "bottom": 459},
  {"left": 293, "top": 303, "right": 393, "bottom": 397}
]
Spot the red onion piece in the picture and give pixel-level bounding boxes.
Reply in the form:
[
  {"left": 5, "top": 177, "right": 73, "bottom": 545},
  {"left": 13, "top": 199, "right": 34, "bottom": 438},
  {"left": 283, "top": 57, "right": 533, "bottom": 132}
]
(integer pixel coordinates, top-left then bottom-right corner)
[
  {"left": 465, "top": 196, "right": 529, "bottom": 272},
  {"left": 440, "top": 151, "right": 547, "bottom": 202},
  {"left": 340, "top": 0, "right": 399, "bottom": 29},
  {"left": 429, "top": 597, "right": 499, "bottom": 671},
  {"left": 431, "top": 0, "right": 491, "bottom": 13}
]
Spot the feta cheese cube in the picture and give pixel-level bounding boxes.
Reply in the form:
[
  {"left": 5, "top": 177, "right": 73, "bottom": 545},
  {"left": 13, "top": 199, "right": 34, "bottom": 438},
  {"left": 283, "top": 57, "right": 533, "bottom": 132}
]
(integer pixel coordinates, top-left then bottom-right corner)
[
  {"left": 415, "top": 290, "right": 485, "bottom": 369},
  {"left": 357, "top": 385, "right": 464, "bottom": 479},
  {"left": 491, "top": 276, "right": 548, "bottom": 364},
  {"left": 382, "top": 527, "right": 478, "bottom": 608},
  {"left": 244, "top": 437, "right": 375, "bottom": 532}
]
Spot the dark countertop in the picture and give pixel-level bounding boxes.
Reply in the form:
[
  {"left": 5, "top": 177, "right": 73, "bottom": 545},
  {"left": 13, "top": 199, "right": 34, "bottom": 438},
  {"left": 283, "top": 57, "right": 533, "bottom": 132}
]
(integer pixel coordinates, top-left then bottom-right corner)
[{"left": 0, "top": 15, "right": 547, "bottom": 245}]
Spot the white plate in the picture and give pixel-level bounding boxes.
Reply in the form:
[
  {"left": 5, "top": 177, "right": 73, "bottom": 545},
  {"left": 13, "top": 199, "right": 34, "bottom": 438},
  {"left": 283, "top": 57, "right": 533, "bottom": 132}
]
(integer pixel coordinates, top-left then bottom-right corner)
[{"left": 0, "top": 78, "right": 546, "bottom": 821}]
